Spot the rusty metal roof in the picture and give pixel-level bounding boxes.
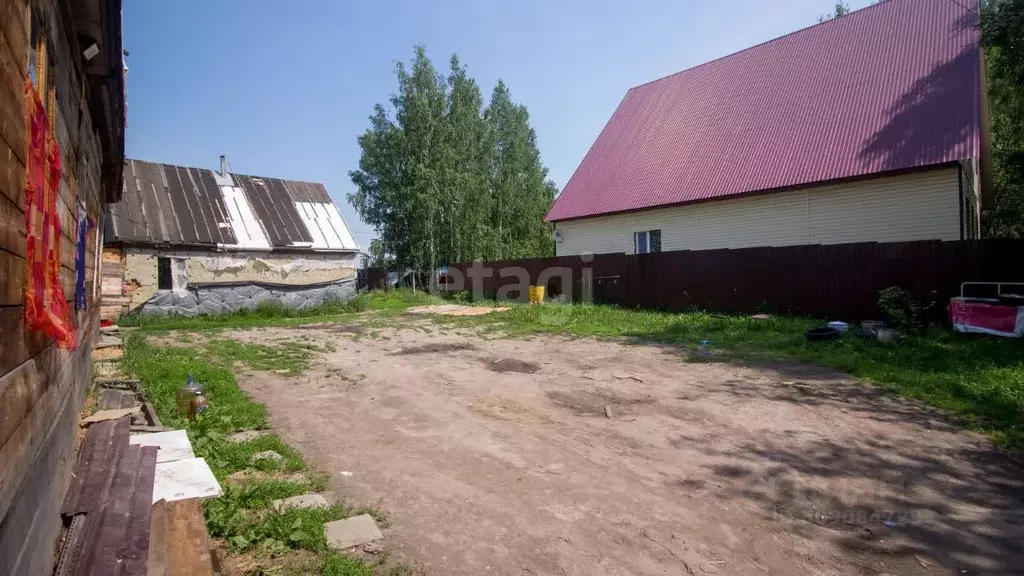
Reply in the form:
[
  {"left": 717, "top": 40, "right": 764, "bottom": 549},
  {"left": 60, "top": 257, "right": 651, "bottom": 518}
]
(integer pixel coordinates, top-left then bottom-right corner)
[
  {"left": 546, "top": 0, "right": 982, "bottom": 222},
  {"left": 107, "top": 159, "right": 359, "bottom": 251}
]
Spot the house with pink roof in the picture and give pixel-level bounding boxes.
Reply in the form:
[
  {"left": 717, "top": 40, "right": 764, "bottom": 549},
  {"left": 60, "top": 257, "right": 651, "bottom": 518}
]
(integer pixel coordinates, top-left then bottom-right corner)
[{"left": 547, "top": 0, "right": 990, "bottom": 257}]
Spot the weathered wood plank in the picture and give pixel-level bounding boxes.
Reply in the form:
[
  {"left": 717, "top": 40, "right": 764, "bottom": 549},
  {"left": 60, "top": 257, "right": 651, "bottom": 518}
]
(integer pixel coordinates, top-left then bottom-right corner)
[
  {"left": 0, "top": 23, "right": 26, "bottom": 168},
  {"left": 0, "top": 333, "right": 51, "bottom": 448},
  {"left": 0, "top": 144, "right": 24, "bottom": 218},
  {"left": 0, "top": 0, "right": 29, "bottom": 79},
  {"left": 0, "top": 192, "right": 25, "bottom": 257},
  {"left": 0, "top": 305, "right": 48, "bottom": 374},
  {"left": 165, "top": 498, "right": 214, "bottom": 576},
  {"left": 0, "top": 250, "right": 25, "bottom": 305},
  {"left": 62, "top": 419, "right": 120, "bottom": 516},
  {"left": 0, "top": 364, "right": 81, "bottom": 576},
  {"left": 0, "top": 344, "right": 71, "bottom": 522},
  {"left": 147, "top": 499, "right": 168, "bottom": 576},
  {"left": 123, "top": 445, "right": 158, "bottom": 575},
  {"left": 98, "top": 389, "right": 134, "bottom": 411},
  {"left": 74, "top": 443, "right": 139, "bottom": 576}
]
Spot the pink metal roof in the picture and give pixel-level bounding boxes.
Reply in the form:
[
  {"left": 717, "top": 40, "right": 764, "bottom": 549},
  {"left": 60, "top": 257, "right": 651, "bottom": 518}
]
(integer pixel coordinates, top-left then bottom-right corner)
[{"left": 546, "top": 0, "right": 981, "bottom": 222}]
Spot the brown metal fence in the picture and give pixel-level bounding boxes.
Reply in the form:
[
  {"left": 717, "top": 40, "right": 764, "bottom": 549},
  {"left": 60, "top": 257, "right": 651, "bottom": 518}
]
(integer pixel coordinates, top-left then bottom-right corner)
[{"left": 445, "top": 239, "right": 1024, "bottom": 320}]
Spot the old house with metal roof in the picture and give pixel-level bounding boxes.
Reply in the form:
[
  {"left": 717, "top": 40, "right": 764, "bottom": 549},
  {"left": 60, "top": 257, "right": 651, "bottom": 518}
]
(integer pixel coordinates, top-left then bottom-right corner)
[
  {"left": 102, "top": 157, "right": 360, "bottom": 317},
  {"left": 547, "top": 0, "right": 990, "bottom": 257}
]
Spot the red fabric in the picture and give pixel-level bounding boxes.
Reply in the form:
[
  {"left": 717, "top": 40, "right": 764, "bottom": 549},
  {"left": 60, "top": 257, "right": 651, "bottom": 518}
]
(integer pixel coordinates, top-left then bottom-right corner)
[
  {"left": 23, "top": 79, "right": 76, "bottom": 349},
  {"left": 546, "top": 0, "right": 981, "bottom": 221},
  {"left": 948, "top": 300, "right": 1020, "bottom": 335}
]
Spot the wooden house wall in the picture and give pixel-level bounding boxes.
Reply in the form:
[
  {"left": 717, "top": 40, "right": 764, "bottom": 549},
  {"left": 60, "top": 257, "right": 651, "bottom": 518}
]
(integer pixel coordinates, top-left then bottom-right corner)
[{"left": 0, "top": 0, "right": 109, "bottom": 573}]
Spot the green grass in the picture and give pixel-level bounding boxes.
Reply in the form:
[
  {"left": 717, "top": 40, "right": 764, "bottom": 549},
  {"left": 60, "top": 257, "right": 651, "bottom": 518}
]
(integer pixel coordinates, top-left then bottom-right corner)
[
  {"left": 117, "top": 289, "right": 444, "bottom": 332},
  {"left": 322, "top": 554, "right": 374, "bottom": 576},
  {"left": 203, "top": 338, "right": 323, "bottom": 377},
  {"left": 122, "top": 332, "right": 378, "bottom": 574}
]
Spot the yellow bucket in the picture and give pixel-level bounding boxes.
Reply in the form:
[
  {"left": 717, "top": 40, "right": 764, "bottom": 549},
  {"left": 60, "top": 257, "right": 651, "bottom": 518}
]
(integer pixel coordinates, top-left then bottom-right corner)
[{"left": 528, "top": 285, "right": 545, "bottom": 304}]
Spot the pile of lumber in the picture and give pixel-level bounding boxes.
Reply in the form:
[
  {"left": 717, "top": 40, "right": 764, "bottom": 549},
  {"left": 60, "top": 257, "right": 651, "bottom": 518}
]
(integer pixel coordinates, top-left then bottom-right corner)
[
  {"left": 56, "top": 416, "right": 157, "bottom": 576},
  {"left": 57, "top": 415, "right": 216, "bottom": 574}
]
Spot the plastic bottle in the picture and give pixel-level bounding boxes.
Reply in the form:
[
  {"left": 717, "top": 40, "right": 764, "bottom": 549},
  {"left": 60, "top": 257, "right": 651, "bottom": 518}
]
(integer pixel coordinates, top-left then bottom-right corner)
[
  {"left": 188, "top": 388, "right": 209, "bottom": 421},
  {"left": 176, "top": 373, "right": 199, "bottom": 416}
]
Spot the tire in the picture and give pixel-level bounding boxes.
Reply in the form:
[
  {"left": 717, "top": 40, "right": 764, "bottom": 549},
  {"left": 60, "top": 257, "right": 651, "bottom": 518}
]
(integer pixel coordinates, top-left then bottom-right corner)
[{"left": 805, "top": 327, "right": 841, "bottom": 341}]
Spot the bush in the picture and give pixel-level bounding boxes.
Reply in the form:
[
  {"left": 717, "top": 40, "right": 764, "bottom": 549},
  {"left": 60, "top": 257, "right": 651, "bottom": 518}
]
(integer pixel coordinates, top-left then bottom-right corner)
[{"left": 877, "top": 286, "right": 939, "bottom": 332}]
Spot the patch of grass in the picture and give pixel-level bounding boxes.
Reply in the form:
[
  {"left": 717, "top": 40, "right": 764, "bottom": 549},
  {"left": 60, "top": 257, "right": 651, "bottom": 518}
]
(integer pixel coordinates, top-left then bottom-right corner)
[
  {"left": 322, "top": 553, "right": 375, "bottom": 576},
  {"left": 122, "top": 334, "right": 269, "bottom": 431},
  {"left": 439, "top": 303, "right": 1024, "bottom": 448},
  {"left": 204, "top": 338, "right": 317, "bottom": 376},
  {"left": 124, "top": 332, "right": 378, "bottom": 574},
  {"left": 117, "top": 289, "right": 444, "bottom": 332}
]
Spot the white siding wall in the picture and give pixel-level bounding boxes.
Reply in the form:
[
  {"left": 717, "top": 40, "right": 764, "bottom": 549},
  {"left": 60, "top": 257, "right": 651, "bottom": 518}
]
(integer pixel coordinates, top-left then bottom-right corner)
[{"left": 555, "top": 168, "right": 961, "bottom": 256}]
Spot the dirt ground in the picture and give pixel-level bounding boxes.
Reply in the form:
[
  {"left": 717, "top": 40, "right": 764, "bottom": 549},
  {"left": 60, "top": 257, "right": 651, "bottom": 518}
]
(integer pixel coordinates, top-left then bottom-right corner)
[{"left": 227, "top": 322, "right": 1023, "bottom": 575}]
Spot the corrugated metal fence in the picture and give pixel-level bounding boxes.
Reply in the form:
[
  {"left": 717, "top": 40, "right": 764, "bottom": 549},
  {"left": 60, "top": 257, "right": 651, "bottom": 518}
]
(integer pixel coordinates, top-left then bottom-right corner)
[{"left": 439, "top": 240, "right": 1024, "bottom": 320}]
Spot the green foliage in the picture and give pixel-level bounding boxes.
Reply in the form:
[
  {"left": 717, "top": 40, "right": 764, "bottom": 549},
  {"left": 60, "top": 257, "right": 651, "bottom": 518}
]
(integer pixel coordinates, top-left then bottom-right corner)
[
  {"left": 982, "top": 0, "right": 1024, "bottom": 237},
  {"left": 322, "top": 553, "right": 375, "bottom": 576},
  {"left": 876, "top": 286, "right": 938, "bottom": 333},
  {"left": 349, "top": 45, "right": 555, "bottom": 277},
  {"left": 819, "top": 1, "right": 851, "bottom": 22},
  {"left": 203, "top": 338, "right": 321, "bottom": 377},
  {"left": 121, "top": 334, "right": 270, "bottom": 431}
]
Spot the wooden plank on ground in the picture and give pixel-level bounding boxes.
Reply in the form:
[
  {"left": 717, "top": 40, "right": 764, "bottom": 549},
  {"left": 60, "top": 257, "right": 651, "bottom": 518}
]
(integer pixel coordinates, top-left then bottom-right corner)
[
  {"left": 147, "top": 499, "right": 168, "bottom": 576},
  {"left": 74, "top": 444, "right": 142, "bottom": 576},
  {"left": 98, "top": 389, "right": 135, "bottom": 410},
  {"left": 166, "top": 498, "right": 214, "bottom": 576},
  {"left": 61, "top": 417, "right": 129, "bottom": 516},
  {"left": 122, "top": 445, "right": 158, "bottom": 575}
]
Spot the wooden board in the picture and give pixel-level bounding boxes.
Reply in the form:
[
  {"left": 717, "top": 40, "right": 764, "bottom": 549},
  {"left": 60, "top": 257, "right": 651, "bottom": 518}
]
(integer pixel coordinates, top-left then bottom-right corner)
[
  {"left": 61, "top": 417, "right": 129, "bottom": 516},
  {"left": 0, "top": 343, "right": 76, "bottom": 523},
  {"left": 0, "top": 192, "right": 25, "bottom": 258},
  {"left": 147, "top": 498, "right": 214, "bottom": 576},
  {"left": 0, "top": 367, "right": 81, "bottom": 576},
  {"left": 0, "top": 18, "right": 26, "bottom": 170},
  {"left": 72, "top": 444, "right": 158, "bottom": 576},
  {"left": 0, "top": 0, "right": 29, "bottom": 79},
  {"left": 98, "top": 389, "right": 135, "bottom": 410}
]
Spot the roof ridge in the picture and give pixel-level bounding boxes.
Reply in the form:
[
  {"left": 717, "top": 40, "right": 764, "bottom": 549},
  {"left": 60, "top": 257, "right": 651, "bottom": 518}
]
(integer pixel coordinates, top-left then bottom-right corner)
[
  {"left": 628, "top": 0, "right": 902, "bottom": 93},
  {"left": 125, "top": 158, "right": 328, "bottom": 187}
]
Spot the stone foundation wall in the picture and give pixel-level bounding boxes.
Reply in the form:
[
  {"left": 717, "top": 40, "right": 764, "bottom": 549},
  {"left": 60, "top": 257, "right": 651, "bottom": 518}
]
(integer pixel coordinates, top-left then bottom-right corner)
[{"left": 137, "top": 278, "right": 356, "bottom": 316}]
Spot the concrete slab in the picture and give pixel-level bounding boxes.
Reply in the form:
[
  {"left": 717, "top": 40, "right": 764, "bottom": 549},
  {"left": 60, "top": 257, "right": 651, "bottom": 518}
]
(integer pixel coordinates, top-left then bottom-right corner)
[
  {"left": 227, "top": 430, "right": 271, "bottom": 443},
  {"left": 324, "top": 514, "right": 383, "bottom": 550},
  {"left": 129, "top": 429, "right": 195, "bottom": 463},
  {"left": 152, "top": 457, "right": 222, "bottom": 503},
  {"left": 271, "top": 493, "right": 330, "bottom": 512}
]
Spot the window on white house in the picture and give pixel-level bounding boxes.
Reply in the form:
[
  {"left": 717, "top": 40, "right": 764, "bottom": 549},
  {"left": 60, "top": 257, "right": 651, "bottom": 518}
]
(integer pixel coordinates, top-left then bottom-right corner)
[{"left": 634, "top": 230, "right": 662, "bottom": 254}]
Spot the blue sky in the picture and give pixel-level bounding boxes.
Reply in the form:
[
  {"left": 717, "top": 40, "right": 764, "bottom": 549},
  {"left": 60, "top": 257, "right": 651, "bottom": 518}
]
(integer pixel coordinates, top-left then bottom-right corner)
[{"left": 123, "top": 0, "right": 874, "bottom": 250}]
